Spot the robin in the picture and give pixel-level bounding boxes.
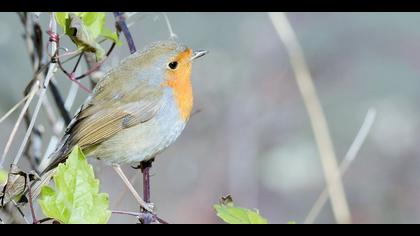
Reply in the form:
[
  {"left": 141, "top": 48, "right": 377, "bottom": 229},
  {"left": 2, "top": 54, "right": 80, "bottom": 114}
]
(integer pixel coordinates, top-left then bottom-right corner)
[{"left": 34, "top": 40, "right": 207, "bottom": 211}]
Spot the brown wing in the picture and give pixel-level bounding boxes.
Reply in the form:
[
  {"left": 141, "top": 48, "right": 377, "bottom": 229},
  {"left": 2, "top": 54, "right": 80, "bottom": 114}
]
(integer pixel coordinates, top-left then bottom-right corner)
[{"left": 42, "top": 84, "right": 163, "bottom": 174}]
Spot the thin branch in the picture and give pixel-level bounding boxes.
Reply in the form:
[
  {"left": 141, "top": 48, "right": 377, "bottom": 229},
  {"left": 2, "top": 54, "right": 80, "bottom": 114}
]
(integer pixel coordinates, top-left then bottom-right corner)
[
  {"left": 112, "top": 165, "right": 152, "bottom": 213},
  {"left": 162, "top": 13, "right": 177, "bottom": 40},
  {"left": 54, "top": 41, "right": 115, "bottom": 92},
  {"left": 74, "top": 43, "right": 115, "bottom": 80},
  {"left": 12, "top": 13, "right": 58, "bottom": 166},
  {"left": 0, "top": 93, "right": 31, "bottom": 124},
  {"left": 54, "top": 49, "right": 91, "bottom": 93},
  {"left": 49, "top": 81, "right": 71, "bottom": 125},
  {"left": 11, "top": 201, "right": 30, "bottom": 224},
  {"left": 41, "top": 96, "right": 59, "bottom": 129},
  {"left": 20, "top": 12, "right": 60, "bottom": 171},
  {"left": 0, "top": 83, "right": 38, "bottom": 168},
  {"left": 304, "top": 108, "right": 377, "bottom": 224},
  {"left": 38, "top": 82, "right": 79, "bottom": 171},
  {"left": 114, "top": 12, "right": 137, "bottom": 54},
  {"left": 112, "top": 173, "right": 138, "bottom": 209},
  {"left": 268, "top": 12, "right": 351, "bottom": 224},
  {"left": 58, "top": 38, "right": 108, "bottom": 65},
  {"left": 111, "top": 210, "right": 168, "bottom": 224},
  {"left": 37, "top": 217, "right": 54, "bottom": 224},
  {"left": 26, "top": 175, "right": 38, "bottom": 224}
]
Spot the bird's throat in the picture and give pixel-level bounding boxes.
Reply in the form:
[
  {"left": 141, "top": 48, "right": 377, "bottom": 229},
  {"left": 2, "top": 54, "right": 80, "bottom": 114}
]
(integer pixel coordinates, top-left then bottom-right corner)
[{"left": 164, "top": 76, "right": 193, "bottom": 122}]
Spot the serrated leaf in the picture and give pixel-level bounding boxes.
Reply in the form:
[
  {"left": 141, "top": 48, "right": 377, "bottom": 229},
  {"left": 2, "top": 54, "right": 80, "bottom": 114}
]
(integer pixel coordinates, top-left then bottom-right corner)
[
  {"left": 39, "top": 146, "right": 111, "bottom": 224},
  {"left": 213, "top": 196, "right": 268, "bottom": 224}
]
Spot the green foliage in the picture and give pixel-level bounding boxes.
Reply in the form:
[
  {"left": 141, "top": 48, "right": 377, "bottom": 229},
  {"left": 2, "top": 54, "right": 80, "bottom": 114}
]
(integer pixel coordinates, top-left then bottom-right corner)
[
  {"left": 0, "top": 169, "right": 7, "bottom": 185},
  {"left": 39, "top": 146, "right": 111, "bottom": 224},
  {"left": 213, "top": 195, "right": 268, "bottom": 224},
  {"left": 55, "top": 12, "right": 121, "bottom": 61}
]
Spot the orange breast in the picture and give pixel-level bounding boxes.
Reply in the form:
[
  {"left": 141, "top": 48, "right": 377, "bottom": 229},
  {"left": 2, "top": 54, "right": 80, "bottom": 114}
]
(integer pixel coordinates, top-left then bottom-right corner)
[
  {"left": 163, "top": 48, "right": 195, "bottom": 121},
  {"left": 165, "top": 74, "right": 193, "bottom": 121}
]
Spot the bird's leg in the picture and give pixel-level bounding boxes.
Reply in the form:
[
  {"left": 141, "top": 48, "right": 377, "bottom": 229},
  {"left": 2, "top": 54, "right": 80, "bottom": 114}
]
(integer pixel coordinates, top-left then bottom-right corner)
[
  {"left": 136, "top": 158, "right": 154, "bottom": 224},
  {"left": 139, "top": 159, "right": 153, "bottom": 203}
]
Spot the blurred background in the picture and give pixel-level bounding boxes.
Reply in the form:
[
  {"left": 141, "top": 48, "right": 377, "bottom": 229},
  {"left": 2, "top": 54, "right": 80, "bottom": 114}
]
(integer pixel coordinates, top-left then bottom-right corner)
[{"left": 1, "top": 12, "right": 420, "bottom": 224}]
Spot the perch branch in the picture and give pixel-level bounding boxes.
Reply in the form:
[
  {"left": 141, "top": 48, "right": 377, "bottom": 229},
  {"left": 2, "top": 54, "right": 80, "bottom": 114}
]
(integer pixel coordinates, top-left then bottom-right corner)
[{"left": 112, "top": 165, "right": 152, "bottom": 213}]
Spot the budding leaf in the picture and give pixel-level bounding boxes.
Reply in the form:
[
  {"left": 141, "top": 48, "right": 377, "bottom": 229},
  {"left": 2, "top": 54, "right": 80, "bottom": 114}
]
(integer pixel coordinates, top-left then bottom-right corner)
[
  {"left": 213, "top": 195, "right": 268, "bottom": 224},
  {"left": 54, "top": 12, "right": 121, "bottom": 61}
]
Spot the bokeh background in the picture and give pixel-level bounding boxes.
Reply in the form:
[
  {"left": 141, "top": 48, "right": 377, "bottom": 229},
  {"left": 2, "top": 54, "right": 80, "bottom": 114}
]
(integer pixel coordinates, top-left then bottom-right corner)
[{"left": 1, "top": 12, "right": 420, "bottom": 223}]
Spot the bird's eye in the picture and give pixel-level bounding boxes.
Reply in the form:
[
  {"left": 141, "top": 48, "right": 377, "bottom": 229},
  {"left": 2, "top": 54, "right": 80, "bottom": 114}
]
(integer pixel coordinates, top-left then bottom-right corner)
[{"left": 168, "top": 61, "right": 178, "bottom": 70}]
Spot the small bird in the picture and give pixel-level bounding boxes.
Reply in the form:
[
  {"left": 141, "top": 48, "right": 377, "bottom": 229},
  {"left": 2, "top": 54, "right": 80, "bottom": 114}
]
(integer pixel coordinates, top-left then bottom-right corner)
[
  {"left": 42, "top": 40, "right": 207, "bottom": 174},
  {"left": 0, "top": 40, "right": 207, "bottom": 209}
]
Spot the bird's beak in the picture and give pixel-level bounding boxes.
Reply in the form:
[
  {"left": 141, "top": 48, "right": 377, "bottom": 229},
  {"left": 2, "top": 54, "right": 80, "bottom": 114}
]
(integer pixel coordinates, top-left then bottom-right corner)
[{"left": 190, "top": 50, "right": 208, "bottom": 61}]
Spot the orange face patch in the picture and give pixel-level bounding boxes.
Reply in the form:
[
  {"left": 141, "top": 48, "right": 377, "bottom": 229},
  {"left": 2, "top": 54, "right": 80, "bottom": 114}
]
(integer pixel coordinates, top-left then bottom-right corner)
[{"left": 163, "top": 48, "right": 194, "bottom": 121}]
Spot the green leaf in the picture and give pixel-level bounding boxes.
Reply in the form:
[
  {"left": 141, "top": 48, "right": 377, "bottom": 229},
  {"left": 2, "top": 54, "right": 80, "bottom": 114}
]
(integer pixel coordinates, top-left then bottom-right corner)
[
  {"left": 54, "top": 12, "right": 120, "bottom": 61},
  {"left": 100, "top": 27, "right": 122, "bottom": 46},
  {"left": 55, "top": 12, "right": 69, "bottom": 32},
  {"left": 213, "top": 195, "right": 268, "bottom": 224},
  {"left": 78, "top": 12, "right": 106, "bottom": 39},
  {"left": 39, "top": 146, "right": 111, "bottom": 224},
  {"left": 67, "top": 13, "right": 105, "bottom": 61},
  {"left": 0, "top": 169, "right": 7, "bottom": 185}
]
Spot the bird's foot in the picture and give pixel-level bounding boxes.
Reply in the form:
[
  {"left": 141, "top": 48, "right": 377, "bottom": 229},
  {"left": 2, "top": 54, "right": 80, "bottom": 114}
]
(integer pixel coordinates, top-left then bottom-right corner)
[{"left": 131, "top": 159, "right": 154, "bottom": 172}]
